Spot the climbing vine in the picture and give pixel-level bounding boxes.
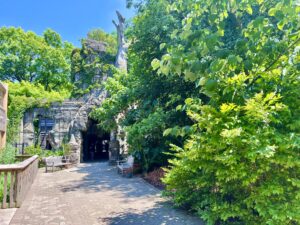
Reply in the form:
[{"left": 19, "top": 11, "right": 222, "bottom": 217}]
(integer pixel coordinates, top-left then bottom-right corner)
[{"left": 6, "top": 81, "right": 69, "bottom": 143}]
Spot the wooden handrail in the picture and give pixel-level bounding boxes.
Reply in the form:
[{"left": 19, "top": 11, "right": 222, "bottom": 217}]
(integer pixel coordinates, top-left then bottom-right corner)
[
  {"left": 0, "top": 82, "right": 7, "bottom": 92},
  {"left": 0, "top": 155, "right": 39, "bottom": 208},
  {"left": 0, "top": 155, "right": 38, "bottom": 172}
]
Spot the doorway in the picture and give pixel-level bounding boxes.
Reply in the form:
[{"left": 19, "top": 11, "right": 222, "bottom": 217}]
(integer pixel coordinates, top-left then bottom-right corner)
[{"left": 82, "top": 120, "right": 110, "bottom": 162}]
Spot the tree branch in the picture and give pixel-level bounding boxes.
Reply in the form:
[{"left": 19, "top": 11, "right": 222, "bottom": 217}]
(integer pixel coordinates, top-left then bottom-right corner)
[{"left": 112, "top": 20, "right": 118, "bottom": 29}]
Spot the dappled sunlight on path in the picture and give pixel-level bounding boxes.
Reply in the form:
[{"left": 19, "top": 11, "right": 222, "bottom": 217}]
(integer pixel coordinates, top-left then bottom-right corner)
[{"left": 10, "top": 162, "right": 203, "bottom": 225}]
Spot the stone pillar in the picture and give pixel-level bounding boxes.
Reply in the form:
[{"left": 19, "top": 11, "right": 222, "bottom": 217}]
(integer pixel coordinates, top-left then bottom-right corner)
[
  {"left": 68, "top": 134, "right": 80, "bottom": 164},
  {"left": 0, "top": 83, "right": 8, "bottom": 149},
  {"left": 108, "top": 131, "right": 120, "bottom": 165},
  {"left": 22, "top": 110, "right": 35, "bottom": 148}
]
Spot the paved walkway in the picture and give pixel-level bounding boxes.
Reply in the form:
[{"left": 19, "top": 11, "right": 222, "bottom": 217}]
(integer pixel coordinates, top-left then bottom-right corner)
[
  {"left": 10, "top": 163, "right": 203, "bottom": 225},
  {"left": 0, "top": 208, "right": 16, "bottom": 225}
]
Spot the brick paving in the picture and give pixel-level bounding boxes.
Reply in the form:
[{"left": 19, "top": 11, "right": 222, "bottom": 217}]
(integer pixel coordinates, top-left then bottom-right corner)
[
  {"left": 0, "top": 208, "right": 16, "bottom": 225},
  {"left": 10, "top": 162, "right": 203, "bottom": 225}
]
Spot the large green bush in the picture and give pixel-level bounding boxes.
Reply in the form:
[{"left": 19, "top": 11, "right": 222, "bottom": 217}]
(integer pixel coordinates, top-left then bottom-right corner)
[{"left": 159, "top": 0, "right": 300, "bottom": 224}]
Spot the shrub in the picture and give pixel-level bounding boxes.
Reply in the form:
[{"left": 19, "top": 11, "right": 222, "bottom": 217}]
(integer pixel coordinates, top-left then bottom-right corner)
[
  {"left": 24, "top": 145, "right": 43, "bottom": 157},
  {"left": 24, "top": 145, "right": 64, "bottom": 160},
  {"left": 0, "top": 144, "right": 16, "bottom": 164}
]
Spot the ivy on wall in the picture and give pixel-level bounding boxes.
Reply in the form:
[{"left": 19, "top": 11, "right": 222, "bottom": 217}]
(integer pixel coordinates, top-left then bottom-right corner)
[{"left": 6, "top": 81, "right": 69, "bottom": 143}]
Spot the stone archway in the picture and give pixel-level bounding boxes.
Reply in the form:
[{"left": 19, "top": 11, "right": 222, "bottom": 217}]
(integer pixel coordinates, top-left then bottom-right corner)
[{"left": 81, "top": 119, "right": 110, "bottom": 162}]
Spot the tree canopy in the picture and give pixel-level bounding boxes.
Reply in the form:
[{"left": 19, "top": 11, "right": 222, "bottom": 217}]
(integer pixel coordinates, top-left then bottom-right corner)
[{"left": 0, "top": 27, "right": 73, "bottom": 91}]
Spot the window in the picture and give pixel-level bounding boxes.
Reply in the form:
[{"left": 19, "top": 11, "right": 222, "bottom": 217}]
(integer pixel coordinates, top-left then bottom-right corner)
[{"left": 39, "top": 118, "right": 54, "bottom": 132}]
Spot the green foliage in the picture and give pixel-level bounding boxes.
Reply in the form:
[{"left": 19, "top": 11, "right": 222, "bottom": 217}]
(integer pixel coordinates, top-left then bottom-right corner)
[
  {"left": 1, "top": 1, "right": 298, "bottom": 223},
  {"left": 90, "top": 69, "right": 128, "bottom": 131},
  {"left": 43, "top": 28, "right": 63, "bottom": 48},
  {"left": 24, "top": 145, "right": 64, "bottom": 160},
  {"left": 24, "top": 145, "right": 43, "bottom": 157},
  {"left": 6, "top": 81, "right": 70, "bottom": 143},
  {"left": 61, "top": 143, "right": 71, "bottom": 156},
  {"left": 0, "top": 144, "right": 16, "bottom": 164},
  {"left": 0, "top": 145, "right": 16, "bottom": 202},
  {"left": 0, "top": 173, "right": 11, "bottom": 203},
  {"left": 0, "top": 27, "right": 74, "bottom": 91},
  {"left": 159, "top": 0, "right": 300, "bottom": 224},
  {"left": 94, "top": 0, "right": 300, "bottom": 223},
  {"left": 126, "top": 0, "right": 147, "bottom": 10},
  {"left": 91, "top": 0, "right": 195, "bottom": 172},
  {"left": 70, "top": 36, "right": 115, "bottom": 95},
  {"left": 87, "top": 28, "right": 117, "bottom": 55},
  {"left": 126, "top": 109, "right": 168, "bottom": 171}
]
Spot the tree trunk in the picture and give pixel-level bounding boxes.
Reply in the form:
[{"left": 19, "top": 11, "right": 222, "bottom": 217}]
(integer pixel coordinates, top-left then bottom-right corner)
[{"left": 113, "top": 11, "right": 128, "bottom": 72}]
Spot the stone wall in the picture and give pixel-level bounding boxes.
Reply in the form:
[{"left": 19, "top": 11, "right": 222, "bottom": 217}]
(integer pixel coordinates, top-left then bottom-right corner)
[
  {"left": 21, "top": 88, "right": 109, "bottom": 163},
  {"left": 22, "top": 101, "right": 83, "bottom": 149}
]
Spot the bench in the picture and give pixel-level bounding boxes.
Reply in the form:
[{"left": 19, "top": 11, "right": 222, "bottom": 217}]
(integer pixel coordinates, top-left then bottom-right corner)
[
  {"left": 44, "top": 156, "right": 71, "bottom": 173},
  {"left": 117, "top": 155, "right": 134, "bottom": 177}
]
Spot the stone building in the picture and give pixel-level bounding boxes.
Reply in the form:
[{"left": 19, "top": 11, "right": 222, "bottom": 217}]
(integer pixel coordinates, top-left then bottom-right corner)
[
  {"left": 21, "top": 88, "right": 111, "bottom": 163},
  {"left": 18, "top": 12, "right": 127, "bottom": 164}
]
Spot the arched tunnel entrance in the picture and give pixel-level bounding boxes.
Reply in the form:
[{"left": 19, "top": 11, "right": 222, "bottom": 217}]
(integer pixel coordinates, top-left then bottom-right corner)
[{"left": 82, "top": 119, "right": 110, "bottom": 162}]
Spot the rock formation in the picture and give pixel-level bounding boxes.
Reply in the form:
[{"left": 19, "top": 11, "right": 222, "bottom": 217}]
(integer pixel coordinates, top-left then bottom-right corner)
[{"left": 21, "top": 11, "right": 128, "bottom": 164}]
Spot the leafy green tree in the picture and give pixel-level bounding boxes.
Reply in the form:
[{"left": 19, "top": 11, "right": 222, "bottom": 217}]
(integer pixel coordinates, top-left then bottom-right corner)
[
  {"left": 43, "top": 28, "right": 63, "bottom": 48},
  {"left": 157, "top": 0, "right": 300, "bottom": 224},
  {"left": 91, "top": 0, "right": 196, "bottom": 171},
  {"left": 0, "top": 27, "right": 73, "bottom": 91},
  {"left": 126, "top": 0, "right": 148, "bottom": 10}
]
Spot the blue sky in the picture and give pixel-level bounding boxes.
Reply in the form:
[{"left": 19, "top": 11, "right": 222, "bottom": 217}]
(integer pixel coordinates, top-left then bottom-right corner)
[{"left": 0, "top": 0, "right": 135, "bottom": 46}]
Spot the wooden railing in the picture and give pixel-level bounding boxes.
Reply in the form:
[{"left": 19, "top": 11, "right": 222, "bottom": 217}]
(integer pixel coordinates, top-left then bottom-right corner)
[{"left": 0, "top": 155, "right": 39, "bottom": 208}]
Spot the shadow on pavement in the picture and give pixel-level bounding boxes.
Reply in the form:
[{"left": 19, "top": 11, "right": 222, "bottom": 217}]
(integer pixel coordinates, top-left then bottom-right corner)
[
  {"left": 100, "top": 203, "right": 202, "bottom": 225},
  {"left": 58, "top": 162, "right": 158, "bottom": 198}
]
